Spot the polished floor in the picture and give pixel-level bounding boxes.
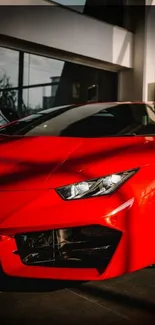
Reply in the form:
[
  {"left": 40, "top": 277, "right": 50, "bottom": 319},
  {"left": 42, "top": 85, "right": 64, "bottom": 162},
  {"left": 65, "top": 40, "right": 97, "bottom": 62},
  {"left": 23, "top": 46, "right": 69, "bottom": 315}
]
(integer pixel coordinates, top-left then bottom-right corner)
[{"left": 0, "top": 267, "right": 155, "bottom": 325}]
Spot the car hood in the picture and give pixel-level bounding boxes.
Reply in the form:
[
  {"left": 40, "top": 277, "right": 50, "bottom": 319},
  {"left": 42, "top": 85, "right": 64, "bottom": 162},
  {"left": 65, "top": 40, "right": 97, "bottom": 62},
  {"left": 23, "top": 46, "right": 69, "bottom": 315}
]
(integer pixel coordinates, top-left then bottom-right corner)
[
  {"left": 0, "top": 135, "right": 83, "bottom": 191},
  {"left": 0, "top": 135, "right": 155, "bottom": 191}
]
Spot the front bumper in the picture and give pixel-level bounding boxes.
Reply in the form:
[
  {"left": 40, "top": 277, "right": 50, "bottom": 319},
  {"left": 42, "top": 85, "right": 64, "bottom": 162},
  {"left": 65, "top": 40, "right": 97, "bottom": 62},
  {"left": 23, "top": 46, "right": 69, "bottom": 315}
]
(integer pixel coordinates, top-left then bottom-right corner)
[
  {"left": 0, "top": 188, "right": 142, "bottom": 281},
  {"left": 14, "top": 225, "right": 122, "bottom": 273},
  {"left": 0, "top": 222, "right": 126, "bottom": 281}
]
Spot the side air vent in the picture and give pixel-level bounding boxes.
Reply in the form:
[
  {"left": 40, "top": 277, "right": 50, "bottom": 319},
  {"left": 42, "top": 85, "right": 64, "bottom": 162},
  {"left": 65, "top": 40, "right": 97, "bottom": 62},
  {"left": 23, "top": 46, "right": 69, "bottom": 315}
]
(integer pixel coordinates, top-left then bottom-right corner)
[{"left": 14, "top": 225, "right": 122, "bottom": 274}]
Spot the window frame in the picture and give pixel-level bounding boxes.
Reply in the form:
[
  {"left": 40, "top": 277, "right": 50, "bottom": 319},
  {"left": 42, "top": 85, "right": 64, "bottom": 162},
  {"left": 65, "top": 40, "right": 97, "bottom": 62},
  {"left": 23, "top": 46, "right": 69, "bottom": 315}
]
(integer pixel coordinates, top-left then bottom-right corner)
[{"left": 0, "top": 46, "right": 65, "bottom": 118}]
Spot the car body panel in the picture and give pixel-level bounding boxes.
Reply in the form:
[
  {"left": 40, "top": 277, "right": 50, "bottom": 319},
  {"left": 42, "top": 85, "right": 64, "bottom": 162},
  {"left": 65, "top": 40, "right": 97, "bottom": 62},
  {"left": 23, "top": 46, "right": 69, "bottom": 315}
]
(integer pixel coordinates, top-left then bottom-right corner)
[
  {"left": 0, "top": 102, "right": 155, "bottom": 280},
  {"left": 0, "top": 135, "right": 155, "bottom": 191},
  {"left": 0, "top": 135, "right": 83, "bottom": 191}
]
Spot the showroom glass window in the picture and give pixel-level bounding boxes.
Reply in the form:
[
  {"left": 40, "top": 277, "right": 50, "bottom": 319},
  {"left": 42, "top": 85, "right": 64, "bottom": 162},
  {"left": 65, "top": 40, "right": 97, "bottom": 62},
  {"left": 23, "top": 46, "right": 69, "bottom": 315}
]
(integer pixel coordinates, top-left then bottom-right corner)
[
  {"left": 23, "top": 53, "right": 64, "bottom": 114},
  {"left": 49, "top": 0, "right": 87, "bottom": 13},
  {"left": 0, "top": 45, "right": 118, "bottom": 123},
  {"left": 0, "top": 47, "right": 19, "bottom": 123}
]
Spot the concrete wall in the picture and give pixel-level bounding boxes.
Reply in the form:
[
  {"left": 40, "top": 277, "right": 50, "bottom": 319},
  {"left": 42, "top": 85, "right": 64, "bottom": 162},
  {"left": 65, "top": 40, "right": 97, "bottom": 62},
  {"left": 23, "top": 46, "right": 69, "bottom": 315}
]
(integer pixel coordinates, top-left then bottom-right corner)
[
  {"left": 118, "top": 0, "right": 155, "bottom": 102},
  {"left": 118, "top": 69, "right": 133, "bottom": 101},
  {"left": 132, "top": 12, "right": 146, "bottom": 101},
  {"left": 0, "top": 6, "right": 133, "bottom": 69},
  {"left": 118, "top": 1, "right": 146, "bottom": 101},
  {"left": 143, "top": 1, "right": 155, "bottom": 101}
]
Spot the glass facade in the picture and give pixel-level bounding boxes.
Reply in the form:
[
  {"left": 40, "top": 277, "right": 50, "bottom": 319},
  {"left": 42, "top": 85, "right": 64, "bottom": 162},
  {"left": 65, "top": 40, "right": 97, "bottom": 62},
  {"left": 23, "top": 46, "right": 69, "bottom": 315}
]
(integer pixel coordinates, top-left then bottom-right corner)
[
  {"left": 50, "top": 0, "right": 86, "bottom": 13},
  {"left": 23, "top": 53, "right": 64, "bottom": 112},
  {"left": 0, "top": 47, "right": 19, "bottom": 88},
  {"left": 0, "top": 47, "right": 19, "bottom": 122},
  {"left": 0, "top": 46, "right": 118, "bottom": 124}
]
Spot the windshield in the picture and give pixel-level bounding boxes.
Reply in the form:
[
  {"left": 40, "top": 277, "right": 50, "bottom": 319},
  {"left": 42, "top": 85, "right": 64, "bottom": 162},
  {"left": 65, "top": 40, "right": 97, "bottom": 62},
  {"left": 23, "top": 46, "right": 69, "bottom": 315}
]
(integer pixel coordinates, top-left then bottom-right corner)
[{"left": 0, "top": 102, "right": 155, "bottom": 137}]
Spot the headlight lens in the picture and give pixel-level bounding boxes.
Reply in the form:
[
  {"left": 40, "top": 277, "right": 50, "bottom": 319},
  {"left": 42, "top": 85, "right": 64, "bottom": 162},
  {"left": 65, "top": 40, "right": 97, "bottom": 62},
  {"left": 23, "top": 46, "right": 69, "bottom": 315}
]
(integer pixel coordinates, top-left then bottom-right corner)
[{"left": 56, "top": 168, "right": 139, "bottom": 200}]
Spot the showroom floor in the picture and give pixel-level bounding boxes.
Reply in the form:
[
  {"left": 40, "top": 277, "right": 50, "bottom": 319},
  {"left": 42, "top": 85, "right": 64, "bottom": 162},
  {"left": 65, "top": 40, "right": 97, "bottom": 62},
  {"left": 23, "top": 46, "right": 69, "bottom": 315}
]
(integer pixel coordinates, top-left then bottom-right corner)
[{"left": 0, "top": 268, "right": 155, "bottom": 325}]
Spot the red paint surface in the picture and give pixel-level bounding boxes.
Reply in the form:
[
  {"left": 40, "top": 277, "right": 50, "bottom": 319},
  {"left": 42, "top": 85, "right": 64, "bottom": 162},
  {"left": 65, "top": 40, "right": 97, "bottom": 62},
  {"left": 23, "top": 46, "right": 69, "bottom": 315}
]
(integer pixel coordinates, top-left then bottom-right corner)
[{"left": 0, "top": 133, "right": 155, "bottom": 280}]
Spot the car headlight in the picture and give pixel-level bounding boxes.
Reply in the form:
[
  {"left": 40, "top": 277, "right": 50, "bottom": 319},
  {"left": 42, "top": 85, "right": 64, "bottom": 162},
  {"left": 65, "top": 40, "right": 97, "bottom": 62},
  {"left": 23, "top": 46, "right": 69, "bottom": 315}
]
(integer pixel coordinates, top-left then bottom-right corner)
[{"left": 56, "top": 168, "right": 139, "bottom": 200}]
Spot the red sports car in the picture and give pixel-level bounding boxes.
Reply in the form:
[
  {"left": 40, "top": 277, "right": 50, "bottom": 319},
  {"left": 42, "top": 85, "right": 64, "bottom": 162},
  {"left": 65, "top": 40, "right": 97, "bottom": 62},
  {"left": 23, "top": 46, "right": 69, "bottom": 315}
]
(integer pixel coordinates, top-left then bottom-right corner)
[{"left": 0, "top": 101, "right": 155, "bottom": 281}]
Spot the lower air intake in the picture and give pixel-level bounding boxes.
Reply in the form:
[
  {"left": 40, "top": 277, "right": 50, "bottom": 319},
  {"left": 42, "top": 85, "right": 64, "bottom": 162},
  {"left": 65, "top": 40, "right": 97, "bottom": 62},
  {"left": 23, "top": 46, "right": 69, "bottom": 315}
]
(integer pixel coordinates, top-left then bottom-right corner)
[{"left": 14, "top": 225, "right": 122, "bottom": 273}]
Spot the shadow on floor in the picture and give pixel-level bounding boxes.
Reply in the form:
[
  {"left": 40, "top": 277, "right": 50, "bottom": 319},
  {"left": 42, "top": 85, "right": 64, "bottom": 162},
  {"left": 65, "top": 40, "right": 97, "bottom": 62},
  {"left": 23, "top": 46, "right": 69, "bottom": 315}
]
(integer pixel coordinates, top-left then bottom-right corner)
[
  {"left": 0, "top": 268, "right": 85, "bottom": 293},
  {"left": 1, "top": 269, "right": 155, "bottom": 325},
  {"left": 77, "top": 281, "right": 155, "bottom": 314}
]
